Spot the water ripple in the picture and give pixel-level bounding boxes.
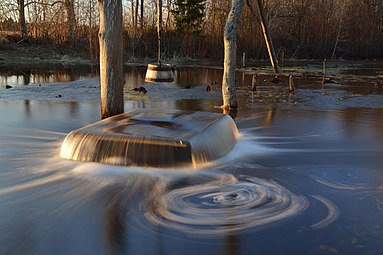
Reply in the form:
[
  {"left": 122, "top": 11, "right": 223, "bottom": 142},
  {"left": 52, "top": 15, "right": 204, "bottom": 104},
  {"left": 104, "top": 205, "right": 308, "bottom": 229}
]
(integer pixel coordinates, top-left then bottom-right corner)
[
  {"left": 312, "top": 175, "right": 369, "bottom": 191},
  {"left": 311, "top": 195, "right": 340, "bottom": 230},
  {"left": 145, "top": 174, "right": 309, "bottom": 236}
]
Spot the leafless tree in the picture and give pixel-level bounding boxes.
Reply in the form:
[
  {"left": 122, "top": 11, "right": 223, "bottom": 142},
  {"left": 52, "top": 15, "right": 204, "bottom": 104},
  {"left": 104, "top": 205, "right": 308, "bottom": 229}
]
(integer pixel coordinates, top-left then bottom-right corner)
[
  {"left": 222, "top": 0, "right": 244, "bottom": 110},
  {"left": 17, "top": 0, "right": 27, "bottom": 39},
  {"left": 98, "top": 0, "right": 124, "bottom": 118}
]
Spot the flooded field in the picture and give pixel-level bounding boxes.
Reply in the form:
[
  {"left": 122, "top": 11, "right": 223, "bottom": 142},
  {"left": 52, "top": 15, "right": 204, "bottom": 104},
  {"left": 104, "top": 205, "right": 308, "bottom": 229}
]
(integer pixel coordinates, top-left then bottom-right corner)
[{"left": 0, "top": 63, "right": 383, "bottom": 254}]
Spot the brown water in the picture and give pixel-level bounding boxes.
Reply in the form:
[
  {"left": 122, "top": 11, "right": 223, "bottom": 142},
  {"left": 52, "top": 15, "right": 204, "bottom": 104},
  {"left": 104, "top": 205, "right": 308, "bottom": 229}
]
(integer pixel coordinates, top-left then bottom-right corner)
[{"left": 0, "top": 64, "right": 383, "bottom": 255}]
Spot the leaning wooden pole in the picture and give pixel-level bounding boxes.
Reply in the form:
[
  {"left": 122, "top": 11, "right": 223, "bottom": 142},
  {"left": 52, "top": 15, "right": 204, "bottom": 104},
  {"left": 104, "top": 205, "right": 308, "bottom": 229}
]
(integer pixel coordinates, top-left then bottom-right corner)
[
  {"left": 222, "top": 0, "right": 244, "bottom": 110},
  {"left": 255, "top": 0, "right": 279, "bottom": 74},
  {"left": 157, "top": 0, "right": 162, "bottom": 65},
  {"left": 98, "top": 0, "right": 124, "bottom": 119}
]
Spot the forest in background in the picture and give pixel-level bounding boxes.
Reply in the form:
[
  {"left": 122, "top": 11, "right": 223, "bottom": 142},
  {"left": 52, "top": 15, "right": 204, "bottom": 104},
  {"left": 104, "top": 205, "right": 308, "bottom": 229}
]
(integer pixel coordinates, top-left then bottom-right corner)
[{"left": 0, "top": 0, "right": 382, "bottom": 61}]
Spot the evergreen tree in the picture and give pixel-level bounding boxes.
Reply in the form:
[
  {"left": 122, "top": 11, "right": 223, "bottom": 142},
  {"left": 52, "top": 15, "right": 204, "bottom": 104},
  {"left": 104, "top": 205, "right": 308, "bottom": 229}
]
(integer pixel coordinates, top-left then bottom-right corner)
[{"left": 171, "top": 0, "right": 206, "bottom": 33}]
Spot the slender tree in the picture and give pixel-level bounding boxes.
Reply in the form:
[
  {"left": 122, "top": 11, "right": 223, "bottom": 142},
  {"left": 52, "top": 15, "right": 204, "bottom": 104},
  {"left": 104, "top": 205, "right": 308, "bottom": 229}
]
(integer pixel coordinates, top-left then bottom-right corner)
[
  {"left": 98, "top": 0, "right": 124, "bottom": 118},
  {"left": 157, "top": 0, "right": 162, "bottom": 64},
  {"left": 17, "top": 0, "right": 27, "bottom": 39},
  {"left": 140, "top": 0, "right": 144, "bottom": 28},
  {"left": 222, "top": 0, "right": 244, "bottom": 110}
]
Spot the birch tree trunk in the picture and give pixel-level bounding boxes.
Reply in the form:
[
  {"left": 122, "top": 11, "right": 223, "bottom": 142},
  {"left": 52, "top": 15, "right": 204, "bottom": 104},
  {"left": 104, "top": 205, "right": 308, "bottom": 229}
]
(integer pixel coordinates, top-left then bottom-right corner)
[
  {"left": 98, "top": 0, "right": 124, "bottom": 119},
  {"left": 222, "top": 0, "right": 244, "bottom": 109}
]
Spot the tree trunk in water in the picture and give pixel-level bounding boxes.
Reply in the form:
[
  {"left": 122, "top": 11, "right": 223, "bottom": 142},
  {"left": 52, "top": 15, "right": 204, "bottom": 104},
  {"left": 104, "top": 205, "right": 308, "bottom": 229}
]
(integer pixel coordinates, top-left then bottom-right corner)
[
  {"left": 98, "top": 0, "right": 124, "bottom": 119},
  {"left": 18, "top": 0, "right": 27, "bottom": 39},
  {"left": 222, "top": 0, "right": 244, "bottom": 110}
]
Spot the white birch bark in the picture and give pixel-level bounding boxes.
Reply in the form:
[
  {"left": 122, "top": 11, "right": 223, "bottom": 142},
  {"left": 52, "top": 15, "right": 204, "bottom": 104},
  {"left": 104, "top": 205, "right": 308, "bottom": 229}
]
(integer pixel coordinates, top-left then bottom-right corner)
[
  {"left": 98, "top": 0, "right": 124, "bottom": 118},
  {"left": 222, "top": 0, "right": 244, "bottom": 109}
]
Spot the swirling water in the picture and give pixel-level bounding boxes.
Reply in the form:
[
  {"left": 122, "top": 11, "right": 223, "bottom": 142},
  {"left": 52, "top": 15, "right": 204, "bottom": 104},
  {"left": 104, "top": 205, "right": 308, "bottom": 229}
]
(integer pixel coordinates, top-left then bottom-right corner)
[{"left": 1, "top": 99, "right": 383, "bottom": 255}]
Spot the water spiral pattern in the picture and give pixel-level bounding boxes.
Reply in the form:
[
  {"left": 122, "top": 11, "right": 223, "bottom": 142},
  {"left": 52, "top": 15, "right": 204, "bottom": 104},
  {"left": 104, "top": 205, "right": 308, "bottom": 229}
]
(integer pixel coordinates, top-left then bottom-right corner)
[{"left": 145, "top": 174, "right": 309, "bottom": 236}]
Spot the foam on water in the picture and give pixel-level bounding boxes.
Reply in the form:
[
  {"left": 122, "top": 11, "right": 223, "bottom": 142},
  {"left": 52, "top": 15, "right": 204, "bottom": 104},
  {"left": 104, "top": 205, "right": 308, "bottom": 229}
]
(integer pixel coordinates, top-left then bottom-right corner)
[{"left": 144, "top": 174, "right": 309, "bottom": 236}]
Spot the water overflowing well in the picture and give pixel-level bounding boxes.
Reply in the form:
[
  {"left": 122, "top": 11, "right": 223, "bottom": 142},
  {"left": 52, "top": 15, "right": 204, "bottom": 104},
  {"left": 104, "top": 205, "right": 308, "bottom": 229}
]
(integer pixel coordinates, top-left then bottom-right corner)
[{"left": 60, "top": 109, "right": 238, "bottom": 167}]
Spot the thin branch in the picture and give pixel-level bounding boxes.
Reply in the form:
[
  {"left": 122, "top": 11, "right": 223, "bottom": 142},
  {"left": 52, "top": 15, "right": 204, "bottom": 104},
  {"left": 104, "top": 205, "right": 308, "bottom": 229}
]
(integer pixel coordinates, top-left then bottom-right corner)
[
  {"left": 245, "top": 0, "right": 260, "bottom": 23},
  {"left": 24, "top": 1, "right": 64, "bottom": 8}
]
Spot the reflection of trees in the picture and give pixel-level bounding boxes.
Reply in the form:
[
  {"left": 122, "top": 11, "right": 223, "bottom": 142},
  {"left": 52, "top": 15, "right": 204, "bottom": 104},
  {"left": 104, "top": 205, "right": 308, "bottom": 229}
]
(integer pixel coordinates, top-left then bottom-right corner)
[
  {"left": 103, "top": 176, "right": 162, "bottom": 254},
  {"left": 172, "top": 67, "right": 226, "bottom": 89},
  {"left": 22, "top": 72, "right": 30, "bottom": 85},
  {"left": 0, "top": 65, "right": 98, "bottom": 86},
  {"left": 68, "top": 102, "right": 79, "bottom": 117},
  {"left": 223, "top": 235, "right": 240, "bottom": 255},
  {"left": 104, "top": 193, "right": 128, "bottom": 254},
  {"left": 124, "top": 66, "right": 146, "bottom": 89},
  {"left": 262, "top": 105, "right": 276, "bottom": 126},
  {"left": 132, "top": 99, "right": 146, "bottom": 109},
  {"left": 337, "top": 109, "right": 383, "bottom": 140},
  {"left": 175, "top": 99, "right": 204, "bottom": 112}
]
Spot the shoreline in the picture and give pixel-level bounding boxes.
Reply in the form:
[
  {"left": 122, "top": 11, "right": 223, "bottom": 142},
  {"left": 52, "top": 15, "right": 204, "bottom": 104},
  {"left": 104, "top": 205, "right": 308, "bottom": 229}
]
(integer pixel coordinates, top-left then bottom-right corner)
[{"left": 2, "top": 45, "right": 383, "bottom": 69}]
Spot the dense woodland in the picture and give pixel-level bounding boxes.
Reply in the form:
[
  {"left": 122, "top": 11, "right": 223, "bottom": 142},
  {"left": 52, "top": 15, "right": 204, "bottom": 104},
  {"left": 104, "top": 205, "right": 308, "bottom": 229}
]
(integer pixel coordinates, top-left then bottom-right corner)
[{"left": 0, "top": 0, "right": 382, "bottom": 60}]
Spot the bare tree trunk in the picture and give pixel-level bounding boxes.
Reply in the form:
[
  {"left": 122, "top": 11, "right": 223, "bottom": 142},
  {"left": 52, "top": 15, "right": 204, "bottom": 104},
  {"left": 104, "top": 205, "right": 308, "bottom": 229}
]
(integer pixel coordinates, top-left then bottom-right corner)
[
  {"left": 18, "top": 0, "right": 27, "bottom": 39},
  {"left": 131, "top": 0, "right": 135, "bottom": 28},
  {"left": 89, "top": 0, "right": 93, "bottom": 60},
  {"left": 140, "top": 0, "right": 144, "bottom": 28},
  {"left": 255, "top": 0, "right": 279, "bottom": 74},
  {"left": 166, "top": 0, "right": 171, "bottom": 30},
  {"left": 222, "top": 0, "right": 244, "bottom": 110},
  {"left": 132, "top": 0, "right": 139, "bottom": 57},
  {"left": 98, "top": 0, "right": 124, "bottom": 119},
  {"left": 135, "top": 0, "right": 139, "bottom": 32},
  {"left": 65, "top": 0, "right": 76, "bottom": 44},
  {"left": 157, "top": 0, "right": 162, "bottom": 64}
]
